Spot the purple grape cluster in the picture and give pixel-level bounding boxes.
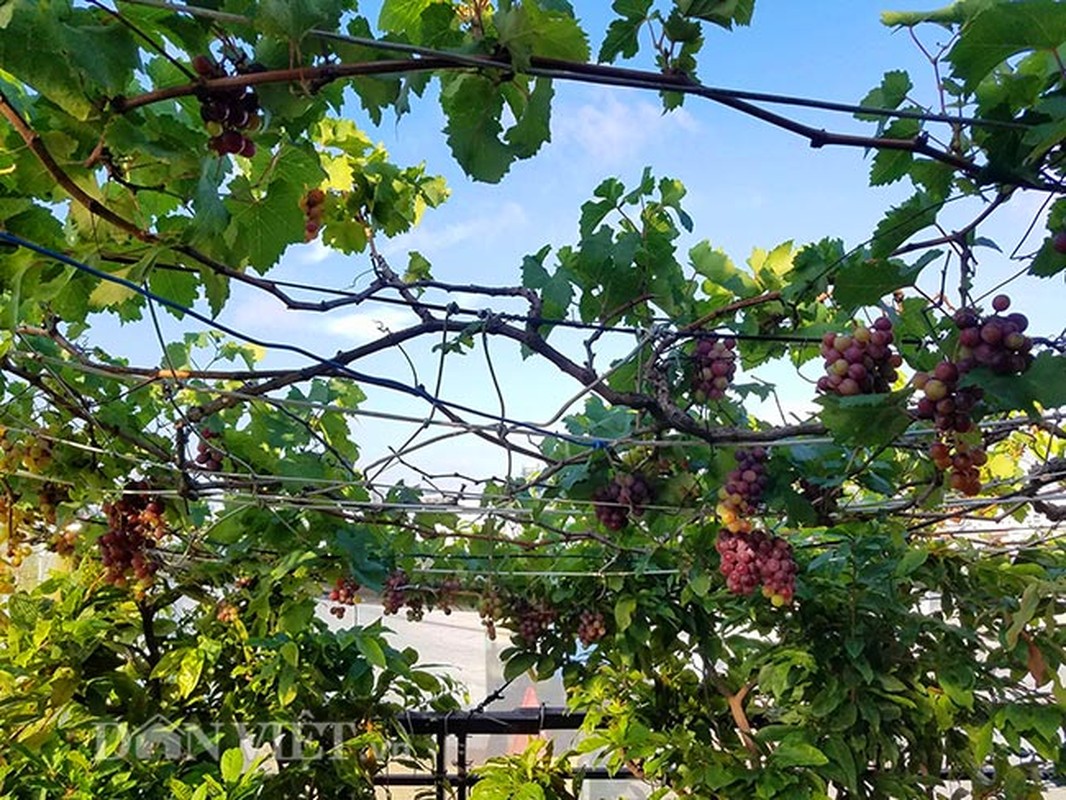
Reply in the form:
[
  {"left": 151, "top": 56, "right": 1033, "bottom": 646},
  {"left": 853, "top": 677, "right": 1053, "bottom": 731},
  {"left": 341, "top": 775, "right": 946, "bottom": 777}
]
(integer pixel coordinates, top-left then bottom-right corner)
[
  {"left": 99, "top": 482, "right": 165, "bottom": 588},
  {"left": 817, "top": 317, "right": 902, "bottom": 396},
  {"left": 478, "top": 587, "right": 504, "bottom": 640},
  {"left": 192, "top": 55, "right": 261, "bottom": 157},
  {"left": 577, "top": 610, "right": 607, "bottom": 646},
  {"left": 953, "top": 295, "right": 1032, "bottom": 375},
  {"left": 593, "top": 473, "right": 653, "bottom": 531},
  {"left": 382, "top": 570, "right": 423, "bottom": 620},
  {"left": 515, "top": 599, "right": 557, "bottom": 644},
  {"left": 715, "top": 528, "right": 796, "bottom": 606},
  {"left": 435, "top": 576, "right": 462, "bottom": 615},
  {"left": 194, "top": 428, "right": 225, "bottom": 472},
  {"left": 692, "top": 335, "right": 738, "bottom": 401}
]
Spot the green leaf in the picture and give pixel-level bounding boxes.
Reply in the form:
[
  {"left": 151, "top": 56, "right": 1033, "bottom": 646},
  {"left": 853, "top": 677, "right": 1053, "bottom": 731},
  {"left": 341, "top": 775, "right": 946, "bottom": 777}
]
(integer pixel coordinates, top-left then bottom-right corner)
[
  {"left": 869, "top": 119, "right": 921, "bottom": 185},
  {"left": 895, "top": 547, "right": 929, "bottom": 577},
  {"left": 769, "top": 736, "right": 829, "bottom": 768},
  {"left": 832, "top": 253, "right": 927, "bottom": 311},
  {"left": 177, "top": 648, "right": 206, "bottom": 699},
  {"left": 1029, "top": 237, "right": 1066, "bottom": 277},
  {"left": 379, "top": 0, "right": 434, "bottom": 32},
  {"left": 505, "top": 77, "right": 554, "bottom": 159},
  {"left": 598, "top": 0, "right": 652, "bottom": 63},
  {"left": 614, "top": 596, "right": 637, "bottom": 632},
  {"left": 220, "top": 747, "right": 244, "bottom": 785},
  {"left": 256, "top": 0, "right": 346, "bottom": 40},
  {"left": 503, "top": 651, "right": 538, "bottom": 681},
  {"left": 870, "top": 192, "right": 942, "bottom": 259},
  {"left": 690, "top": 241, "right": 759, "bottom": 296},
  {"left": 948, "top": 2, "right": 1066, "bottom": 90},
  {"left": 149, "top": 267, "right": 198, "bottom": 320},
  {"left": 356, "top": 634, "right": 388, "bottom": 669},
  {"left": 495, "top": 1, "right": 589, "bottom": 68},
  {"left": 817, "top": 391, "right": 913, "bottom": 449},
  {"left": 857, "top": 70, "right": 913, "bottom": 121},
  {"left": 440, "top": 74, "right": 513, "bottom": 183},
  {"left": 959, "top": 353, "right": 1066, "bottom": 416}
]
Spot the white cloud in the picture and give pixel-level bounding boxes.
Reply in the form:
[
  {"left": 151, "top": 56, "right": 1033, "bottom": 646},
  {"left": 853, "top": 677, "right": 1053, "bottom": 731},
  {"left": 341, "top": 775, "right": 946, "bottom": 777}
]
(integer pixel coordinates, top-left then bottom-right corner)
[
  {"left": 291, "top": 238, "right": 333, "bottom": 266},
  {"left": 553, "top": 94, "right": 700, "bottom": 165},
  {"left": 326, "top": 307, "right": 421, "bottom": 342},
  {"left": 382, "top": 201, "right": 528, "bottom": 257}
]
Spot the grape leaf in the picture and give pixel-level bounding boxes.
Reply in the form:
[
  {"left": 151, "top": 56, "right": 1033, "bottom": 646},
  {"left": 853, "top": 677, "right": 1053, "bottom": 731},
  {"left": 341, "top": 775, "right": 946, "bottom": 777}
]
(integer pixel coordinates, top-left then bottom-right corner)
[
  {"left": 378, "top": 0, "right": 435, "bottom": 33},
  {"left": 832, "top": 252, "right": 934, "bottom": 311},
  {"left": 439, "top": 74, "right": 513, "bottom": 183},
  {"left": 960, "top": 353, "right": 1066, "bottom": 416},
  {"left": 869, "top": 119, "right": 921, "bottom": 185},
  {"left": 504, "top": 77, "right": 554, "bottom": 159},
  {"left": 870, "top": 191, "right": 942, "bottom": 259},
  {"left": 948, "top": 1, "right": 1066, "bottom": 90},
  {"left": 1028, "top": 238, "right": 1066, "bottom": 277},
  {"left": 495, "top": 0, "right": 589, "bottom": 68},
  {"left": 857, "top": 70, "right": 912, "bottom": 122},
  {"left": 817, "top": 391, "right": 913, "bottom": 448},
  {"left": 598, "top": 0, "right": 651, "bottom": 63}
]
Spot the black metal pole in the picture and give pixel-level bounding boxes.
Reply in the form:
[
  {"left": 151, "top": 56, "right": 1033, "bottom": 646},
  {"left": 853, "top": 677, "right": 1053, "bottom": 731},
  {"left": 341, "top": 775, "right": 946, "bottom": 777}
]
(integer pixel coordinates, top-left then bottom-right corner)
[{"left": 435, "top": 731, "right": 446, "bottom": 800}]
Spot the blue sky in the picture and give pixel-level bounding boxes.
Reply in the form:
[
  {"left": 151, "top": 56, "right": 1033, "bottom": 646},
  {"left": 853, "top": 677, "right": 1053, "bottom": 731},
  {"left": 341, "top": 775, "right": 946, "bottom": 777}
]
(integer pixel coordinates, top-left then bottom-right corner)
[{"left": 93, "top": 2, "right": 1060, "bottom": 487}]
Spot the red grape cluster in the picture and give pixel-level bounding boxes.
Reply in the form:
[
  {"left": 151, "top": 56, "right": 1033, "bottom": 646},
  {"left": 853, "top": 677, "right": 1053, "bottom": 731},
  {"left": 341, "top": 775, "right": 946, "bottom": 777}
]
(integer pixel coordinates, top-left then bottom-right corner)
[
  {"left": 216, "top": 602, "right": 239, "bottom": 623},
  {"left": 715, "top": 528, "right": 796, "bottom": 606},
  {"left": 717, "top": 447, "right": 769, "bottom": 534},
  {"left": 434, "top": 576, "right": 462, "bottom": 616},
  {"left": 193, "top": 428, "right": 225, "bottom": 472},
  {"left": 691, "top": 334, "right": 738, "bottom": 401},
  {"left": 929, "top": 438, "right": 987, "bottom": 496},
  {"left": 817, "top": 317, "right": 902, "bottom": 396},
  {"left": 913, "top": 361, "right": 987, "bottom": 496},
  {"left": 953, "top": 295, "right": 1033, "bottom": 376},
  {"left": 382, "top": 569, "right": 424, "bottom": 621},
  {"left": 98, "top": 483, "right": 165, "bottom": 588},
  {"left": 478, "top": 587, "right": 504, "bottom": 640},
  {"left": 576, "top": 610, "right": 607, "bottom": 646},
  {"left": 593, "top": 472, "right": 653, "bottom": 531},
  {"left": 192, "top": 55, "right": 260, "bottom": 158},
  {"left": 515, "top": 599, "right": 557, "bottom": 644},
  {"left": 299, "top": 189, "right": 326, "bottom": 242},
  {"left": 328, "top": 576, "right": 361, "bottom": 618}
]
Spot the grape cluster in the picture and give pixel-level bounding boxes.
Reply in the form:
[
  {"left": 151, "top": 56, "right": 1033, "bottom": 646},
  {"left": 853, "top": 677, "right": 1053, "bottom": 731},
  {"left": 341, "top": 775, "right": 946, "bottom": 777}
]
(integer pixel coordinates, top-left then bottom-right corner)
[
  {"left": 716, "top": 447, "right": 769, "bottom": 534},
  {"left": 691, "top": 334, "right": 738, "bottom": 401},
  {"left": 216, "top": 602, "right": 239, "bottom": 624},
  {"left": 381, "top": 570, "right": 424, "bottom": 621},
  {"left": 817, "top": 317, "right": 902, "bottom": 396},
  {"left": 593, "top": 472, "right": 653, "bottom": 531},
  {"left": 434, "top": 576, "right": 462, "bottom": 616},
  {"left": 193, "top": 428, "right": 225, "bottom": 472},
  {"left": 913, "top": 361, "right": 987, "bottom": 496},
  {"left": 328, "top": 576, "right": 361, "bottom": 618},
  {"left": 478, "top": 587, "right": 504, "bottom": 640},
  {"left": 515, "top": 599, "right": 557, "bottom": 644},
  {"left": 953, "top": 296, "right": 1033, "bottom": 376},
  {"left": 192, "top": 55, "right": 260, "bottom": 158},
  {"left": 299, "top": 189, "right": 326, "bottom": 242},
  {"left": 576, "top": 610, "right": 607, "bottom": 647},
  {"left": 715, "top": 528, "right": 796, "bottom": 606},
  {"left": 98, "top": 483, "right": 165, "bottom": 588}
]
